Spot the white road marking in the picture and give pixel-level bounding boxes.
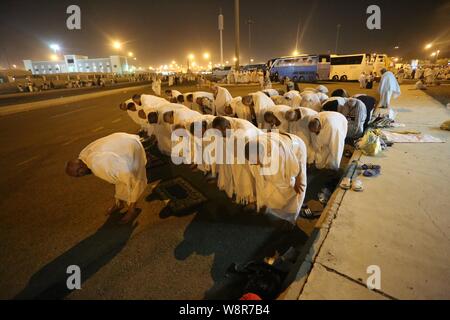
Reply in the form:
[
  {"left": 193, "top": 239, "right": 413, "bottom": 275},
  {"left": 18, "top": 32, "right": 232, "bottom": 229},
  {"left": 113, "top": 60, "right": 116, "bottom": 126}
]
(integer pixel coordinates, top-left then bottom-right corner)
[
  {"left": 111, "top": 118, "right": 122, "bottom": 123},
  {"left": 17, "top": 155, "right": 39, "bottom": 166},
  {"left": 92, "top": 126, "right": 104, "bottom": 133},
  {"left": 62, "top": 138, "right": 78, "bottom": 146},
  {"left": 50, "top": 108, "right": 90, "bottom": 119}
]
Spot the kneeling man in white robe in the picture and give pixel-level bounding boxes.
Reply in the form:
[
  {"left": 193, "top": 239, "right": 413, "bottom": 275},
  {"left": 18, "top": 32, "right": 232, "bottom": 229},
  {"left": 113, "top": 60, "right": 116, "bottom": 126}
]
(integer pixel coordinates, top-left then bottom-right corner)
[{"left": 65, "top": 133, "right": 147, "bottom": 224}]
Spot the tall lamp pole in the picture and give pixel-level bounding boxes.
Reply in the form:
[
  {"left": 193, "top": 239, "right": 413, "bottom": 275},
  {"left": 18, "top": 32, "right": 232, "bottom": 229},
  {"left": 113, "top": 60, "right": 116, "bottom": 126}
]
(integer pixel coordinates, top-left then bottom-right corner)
[
  {"left": 335, "top": 24, "right": 341, "bottom": 54},
  {"left": 218, "top": 9, "right": 224, "bottom": 65},
  {"left": 234, "top": 0, "right": 240, "bottom": 70},
  {"left": 246, "top": 18, "right": 254, "bottom": 63}
]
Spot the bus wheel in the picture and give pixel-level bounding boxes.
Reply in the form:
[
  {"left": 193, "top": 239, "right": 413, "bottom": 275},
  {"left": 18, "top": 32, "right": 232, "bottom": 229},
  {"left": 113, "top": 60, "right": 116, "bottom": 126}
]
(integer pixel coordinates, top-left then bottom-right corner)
[
  {"left": 332, "top": 75, "right": 339, "bottom": 81},
  {"left": 340, "top": 75, "right": 347, "bottom": 81}
]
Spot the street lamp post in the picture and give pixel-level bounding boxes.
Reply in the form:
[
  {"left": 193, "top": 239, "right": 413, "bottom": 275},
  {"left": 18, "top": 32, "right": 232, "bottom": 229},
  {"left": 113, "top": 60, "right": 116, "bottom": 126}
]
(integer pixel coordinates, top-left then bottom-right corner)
[
  {"left": 335, "top": 24, "right": 341, "bottom": 54},
  {"left": 234, "top": 0, "right": 240, "bottom": 70},
  {"left": 218, "top": 9, "right": 224, "bottom": 65},
  {"left": 246, "top": 18, "right": 254, "bottom": 64}
]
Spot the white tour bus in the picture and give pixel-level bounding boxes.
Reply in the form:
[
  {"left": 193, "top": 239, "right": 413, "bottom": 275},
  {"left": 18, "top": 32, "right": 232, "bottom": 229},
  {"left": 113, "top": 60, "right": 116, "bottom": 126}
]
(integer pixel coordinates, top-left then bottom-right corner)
[{"left": 329, "top": 53, "right": 389, "bottom": 81}]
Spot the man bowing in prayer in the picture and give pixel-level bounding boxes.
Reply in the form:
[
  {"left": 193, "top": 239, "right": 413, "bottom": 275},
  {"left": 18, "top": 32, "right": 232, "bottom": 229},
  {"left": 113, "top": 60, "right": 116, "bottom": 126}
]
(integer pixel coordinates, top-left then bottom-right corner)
[
  {"left": 212, "top": 85, "right": 233, "bottom": 116},
  {"left": 378, "top": 68, "right": 401, "bottom": 109},
  {"left": 65, "top": 133, "right": 148, "bottom": 224},
  {"left": 245, "top": 132, "right": 307, "bottom": 224},
  {"left": 308, "top": 112, "right": 348, "bottom": 171}
]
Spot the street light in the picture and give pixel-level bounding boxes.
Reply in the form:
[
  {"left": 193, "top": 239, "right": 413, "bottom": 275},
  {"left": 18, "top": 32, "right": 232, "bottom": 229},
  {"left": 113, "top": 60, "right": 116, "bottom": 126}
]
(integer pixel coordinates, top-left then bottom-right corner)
[
  {"left": 250, "top": 58, "right": 254, "bottom": 63},
  {"left": 187, "top": 54, "right": 195, "bottom": 72},
  {"left": 128, "top": 52, "right": 134, "bottom": 57},
  {"left": 203, "top": 52, "right": 210, "bottom": 60},
  {"left": 431, "top": 52, "right": 436, "bottom": 57},
  {"left": 50, "top": 54, "right": 59, "bottom": 61},
  {"left": 50, "top": 44, "right": 60, "bottom": 53},
  {"left": 112, "top": 41, "right": 122, "bottom": 50},
  {"left": 424, "top": 43, "right": 432, "bottom": 50},
  {"left": 292, "top": 50, "right": 299, "bottom": 56}
]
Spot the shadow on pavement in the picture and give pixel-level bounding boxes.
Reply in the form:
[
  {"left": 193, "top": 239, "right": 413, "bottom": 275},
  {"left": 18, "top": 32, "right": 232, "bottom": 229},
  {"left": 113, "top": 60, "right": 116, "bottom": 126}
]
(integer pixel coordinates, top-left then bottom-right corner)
[{"left": 14, "top": 212, "right": 137, "bottom": 300}]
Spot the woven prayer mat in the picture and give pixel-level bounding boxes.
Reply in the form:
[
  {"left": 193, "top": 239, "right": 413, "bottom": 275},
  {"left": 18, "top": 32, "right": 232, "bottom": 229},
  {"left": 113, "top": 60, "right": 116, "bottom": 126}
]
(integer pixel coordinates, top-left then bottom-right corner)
[{"left": 154, "top": 176, "right": 207, "bottom": 214}]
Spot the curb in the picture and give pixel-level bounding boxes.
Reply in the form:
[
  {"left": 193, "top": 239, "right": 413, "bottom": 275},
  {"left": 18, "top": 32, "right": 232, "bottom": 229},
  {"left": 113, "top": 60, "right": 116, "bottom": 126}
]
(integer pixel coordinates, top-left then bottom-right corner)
[{"left": 280, "top": 150, "right": 363, "bottom": 300}]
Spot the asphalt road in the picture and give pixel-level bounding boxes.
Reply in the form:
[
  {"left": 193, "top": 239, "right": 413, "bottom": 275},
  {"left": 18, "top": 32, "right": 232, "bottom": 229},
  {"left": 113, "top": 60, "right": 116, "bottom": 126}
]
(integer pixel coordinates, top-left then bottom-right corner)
[
  {"left": 0, "top": 83, "right": 330, "bottom": 300},
  {"left": 0, "top": 81, "right": 151, "bottom": 107}
]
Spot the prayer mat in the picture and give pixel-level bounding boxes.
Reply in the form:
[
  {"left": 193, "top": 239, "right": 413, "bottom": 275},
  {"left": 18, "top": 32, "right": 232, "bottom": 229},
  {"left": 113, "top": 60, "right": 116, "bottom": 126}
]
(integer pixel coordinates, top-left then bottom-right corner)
[
  {"left": 147, "top": 153, "right": 167, "bottom": 169},
  {"left": 155, "top": 176, "right": 207, "bottom": 214}
]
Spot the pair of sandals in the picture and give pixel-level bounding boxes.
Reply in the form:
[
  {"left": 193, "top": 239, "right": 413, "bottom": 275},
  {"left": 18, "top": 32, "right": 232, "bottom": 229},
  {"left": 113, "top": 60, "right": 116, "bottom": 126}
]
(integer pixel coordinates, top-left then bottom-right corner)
[
  {"left": 360, "top": 164, "right": 381, "bottom": 177},
  {"left": 340, "top": 176, "right": 364, "bottom": 192}
]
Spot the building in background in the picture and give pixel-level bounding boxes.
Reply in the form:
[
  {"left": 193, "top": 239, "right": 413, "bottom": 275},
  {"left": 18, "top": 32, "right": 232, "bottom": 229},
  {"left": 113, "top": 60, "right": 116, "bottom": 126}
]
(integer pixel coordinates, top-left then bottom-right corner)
[{"left": 23, "top": 55, "right": 130, "bottom": 75}]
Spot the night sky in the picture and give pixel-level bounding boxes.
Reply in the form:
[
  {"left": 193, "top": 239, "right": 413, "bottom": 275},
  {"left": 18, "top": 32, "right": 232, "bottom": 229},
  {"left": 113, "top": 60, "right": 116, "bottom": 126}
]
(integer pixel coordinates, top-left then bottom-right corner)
[{"left": 0, "top": 0, "right": 449, "bottom": 68}]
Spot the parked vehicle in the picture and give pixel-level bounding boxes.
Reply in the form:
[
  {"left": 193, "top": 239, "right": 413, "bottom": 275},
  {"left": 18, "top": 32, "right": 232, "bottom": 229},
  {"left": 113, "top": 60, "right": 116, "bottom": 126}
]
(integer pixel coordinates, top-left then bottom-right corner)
[
  {"left": 269, "top": 54, "right": 330, "bottom": 82},
  {"left": 211, "top": 66, "right": 233, "bottom": 81}
]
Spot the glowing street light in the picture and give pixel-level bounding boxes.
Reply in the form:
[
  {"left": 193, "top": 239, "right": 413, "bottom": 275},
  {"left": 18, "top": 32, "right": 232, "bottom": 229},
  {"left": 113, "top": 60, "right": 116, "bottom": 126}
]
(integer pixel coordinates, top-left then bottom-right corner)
[
  {"left": 250, "top": 58, "right": 254, "bottom": 63},
  {"left": 50, "top": 44, "right": 60, "bottom": 53},
  {"left": 128, "top": 51, "right": 134, "bottom": 57},
  {"left": 112, "top": 41, "right": 122, "bottom": 50},
  {"left": 50, "top": 54, "right": 59, "bottom": 61},
  {"left": 292, "top": 50, "right": 299, "bottom": 56},
  {"left": 424, "top": 43, "right": 432, "bottom": 50},
  {"left": 233, "top": 57, "right": 237, "bottom": 62},
  {"left": 203, "top": 52, "right": 210, "bottom": 60},
  {"left": 430, "top": 52, "right": 436, "bottom": 57}
]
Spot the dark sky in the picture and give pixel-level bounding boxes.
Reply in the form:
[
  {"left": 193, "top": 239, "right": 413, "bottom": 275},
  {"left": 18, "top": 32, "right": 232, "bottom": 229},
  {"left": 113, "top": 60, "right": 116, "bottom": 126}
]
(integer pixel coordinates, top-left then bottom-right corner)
[{"left": 0, "top": 0, "right": 449, "bottom": 68}]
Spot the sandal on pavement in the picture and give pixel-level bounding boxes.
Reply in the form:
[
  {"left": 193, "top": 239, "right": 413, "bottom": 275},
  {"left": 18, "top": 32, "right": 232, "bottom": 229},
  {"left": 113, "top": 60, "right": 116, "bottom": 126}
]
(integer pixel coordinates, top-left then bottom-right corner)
[
  {"left": 361, "top": 163, "right": 381, "bottom": 171},
  {"left": 363, "top": 168, "right": 380, "bottom": 177},
  {"left": 300, "top": 205, "right": 321, "bottom": 219},
  {"left": 352, "top": 179, "right": 364, "bottom": 192},
  {"left": 340, "top": 177, "right": 352, "bottom": 190}
]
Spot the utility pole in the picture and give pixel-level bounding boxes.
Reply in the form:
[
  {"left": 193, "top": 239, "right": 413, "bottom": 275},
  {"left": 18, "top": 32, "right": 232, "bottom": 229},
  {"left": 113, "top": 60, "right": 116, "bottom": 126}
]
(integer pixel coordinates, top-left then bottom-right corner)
[
  {"left": 246, "top": 18, "right": 254, "bottom": 63},
  {"left": 234, "top": 0, "right": 240, "bottom": 70},
  {"left": 335, "top": 24, "right": 341, "bottom": 54},
  {"left": 218, "top": 9, "right": 224, "bottom": 65}
]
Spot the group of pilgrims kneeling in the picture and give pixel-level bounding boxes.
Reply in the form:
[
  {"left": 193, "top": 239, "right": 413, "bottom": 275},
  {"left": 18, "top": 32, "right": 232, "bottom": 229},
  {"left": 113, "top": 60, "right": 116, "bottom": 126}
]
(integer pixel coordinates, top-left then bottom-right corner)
[{"left": 110, "top": 83, "right": 377, "bottom": 224}]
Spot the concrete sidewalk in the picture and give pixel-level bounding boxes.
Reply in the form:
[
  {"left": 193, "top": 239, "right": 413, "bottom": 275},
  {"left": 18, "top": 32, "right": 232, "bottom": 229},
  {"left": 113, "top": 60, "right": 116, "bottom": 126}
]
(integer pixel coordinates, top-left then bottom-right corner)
[{"left": 283, "top": 85, "right": 450, "bottom": 300}]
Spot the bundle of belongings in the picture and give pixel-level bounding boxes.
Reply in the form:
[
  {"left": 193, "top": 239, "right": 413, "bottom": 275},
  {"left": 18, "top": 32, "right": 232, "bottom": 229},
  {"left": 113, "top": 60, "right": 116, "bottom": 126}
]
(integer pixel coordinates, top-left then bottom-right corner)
[
  {"left": 357, "top": 129, "right": 393, "bottom": 156},
  {"left": 228, "top": 247, "right": 299, "bottom": 300}
]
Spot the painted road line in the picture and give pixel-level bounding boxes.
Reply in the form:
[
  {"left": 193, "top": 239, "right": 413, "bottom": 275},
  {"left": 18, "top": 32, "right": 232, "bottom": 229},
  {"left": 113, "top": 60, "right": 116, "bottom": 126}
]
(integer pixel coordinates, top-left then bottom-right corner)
[
  {"left": 50, "top": 107, "right": 91, "bottom": 119},
  {"left": 17, "top": 155, "right": 39, "bottom": 166},
  {"left": 111, "top": 118, "right": 122, "bottom": 123},
  {"left": 62, "top": 138, "right": 78, "bottom": 146},
  {"left": 92, "top": 126, "right": 104, "bottom": 133}
]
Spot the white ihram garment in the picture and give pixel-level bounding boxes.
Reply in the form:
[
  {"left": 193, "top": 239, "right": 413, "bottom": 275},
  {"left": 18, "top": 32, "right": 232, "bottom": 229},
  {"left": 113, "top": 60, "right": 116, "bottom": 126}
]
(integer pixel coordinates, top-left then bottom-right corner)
[
  {"left": 249, "top": 133, "right": 307, "bottom": 223},
  {"left": 310, "top": 112, "right": 348, "bottom": 170},
  {"left": 79, "top": 133, "right": 147, "bottom": 205},
  {"left": 214, "top": 87, "right": 233, "bottom": 116},
  {"left": 288, "top": 107, "right": 318, "bottom": 164},
  {"left": 378, "top": 71, "right": 401, "bottom": 107}
]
